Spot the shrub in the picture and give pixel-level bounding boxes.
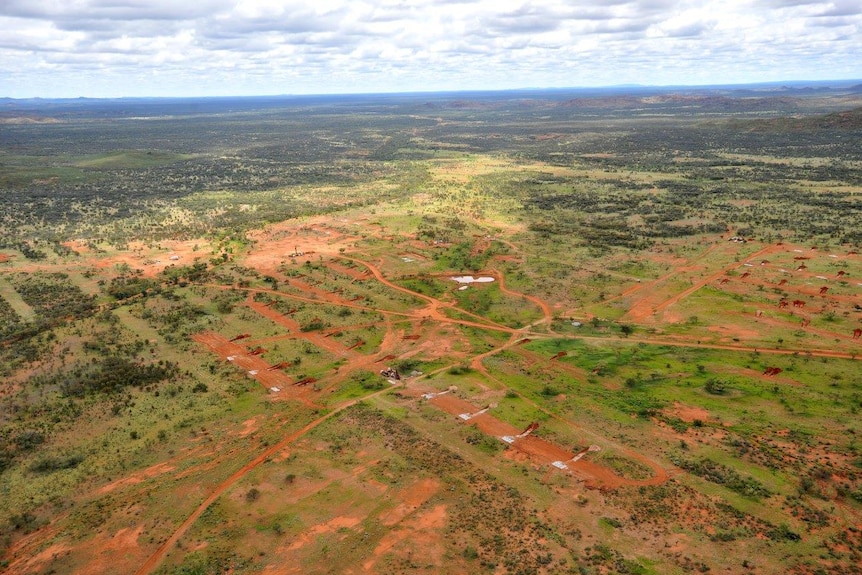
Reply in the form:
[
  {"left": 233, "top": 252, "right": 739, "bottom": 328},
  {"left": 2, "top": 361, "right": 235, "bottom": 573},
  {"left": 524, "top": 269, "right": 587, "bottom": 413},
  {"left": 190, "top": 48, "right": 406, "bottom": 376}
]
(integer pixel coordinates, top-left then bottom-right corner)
[
  {"left": 705, "top": 378, "right": 727, "bottom": 395},
  {"left": 29, "top": 454, "right": 84, "bottom": 473}
]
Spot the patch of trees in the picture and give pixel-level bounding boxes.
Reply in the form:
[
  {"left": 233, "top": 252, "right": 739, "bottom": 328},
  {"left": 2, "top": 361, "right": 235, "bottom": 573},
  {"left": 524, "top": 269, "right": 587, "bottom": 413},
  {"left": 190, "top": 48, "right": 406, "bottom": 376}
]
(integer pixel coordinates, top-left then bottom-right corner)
[
  {"left": 29, "top": 453, "right": 84, "bottom": 474},
  {"left": 30, "top": 356, "right": 178, "bottom": 397},
  {"left": 525, "top": 182, "right": 729, "bottom": 248},
  {"left": 11, "top": 272, "right": 96, "bottom": 323},
  {"left": 436, "top": 241, "right": 486, "bottom": 271},
  {"left": 139, "top": 298, "right": 208, "bottom": 341},
  {"left": 212, "top": 289, "right": 245, "bottom": 314},
  {"left": 299, "top": 320, "right": 326, "bottom": 332},
  {"left": 0, "top": 430, "right": 48, "bottom": 474},
  {"left": 0, "top": 296, "right": 24, "bottom": 341},
  {"left": 529, "top": 215, "right": 648, "bottom": 249},
  {"left": 676, "top": 456, "right": 771, "bottom": 499},
  {"left": 705, "top": 378, "right": 728, "bottom": 395},
  {"left": 11, "top": 241, "right": 47, "bottom": 261},
  {"left": 105, "top": 274, "right": 159, "bottom": 300},
  {"left": 160, "top": 262, "right": 211, "bottom": 285}
]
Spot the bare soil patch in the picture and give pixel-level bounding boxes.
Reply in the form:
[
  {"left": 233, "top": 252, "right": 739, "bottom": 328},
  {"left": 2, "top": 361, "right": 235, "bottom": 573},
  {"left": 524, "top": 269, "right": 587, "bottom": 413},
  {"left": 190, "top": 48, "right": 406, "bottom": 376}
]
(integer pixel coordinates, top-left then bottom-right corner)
[
  {"left": 360, "top": 504, "right": 448, "bottom": 574},
  {"left": 431, "top": 395, "right": 665, "bottom": 489},
  {"left": 191, "top": 331, "right": 299, "bottom": 394},
  {"left": 666, "top": 402, "right": 710, "bottom": 423},
  {"left": 378, "top": 477, "right": 440, "bottom": 526},
  {"left": 98, "top": 462, "right": 176, "bottom": 494}
]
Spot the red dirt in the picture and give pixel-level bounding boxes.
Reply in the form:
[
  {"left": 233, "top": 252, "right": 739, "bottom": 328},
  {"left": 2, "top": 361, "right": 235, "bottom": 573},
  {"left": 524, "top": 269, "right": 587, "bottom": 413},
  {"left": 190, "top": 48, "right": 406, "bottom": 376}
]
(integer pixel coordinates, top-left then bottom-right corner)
[
  {"left": 3, "top": 541, "right": 71, "bottom": 575},
  {"left": 98, "top": 462, "right": 176, "bottom": 494},
  {"left": 242, "top": 218, "right": 360, "bottom": 275},
  {"left": 20, "top": 224, "right": 853, "bottom": 574},
  {"left": 133, "top": 378, "right": 402, "bottom": 575},
  {"left": 238, "top": 416, "right": 262, "bottom": 437},
  {"left": 191, "top": 331, "right": 300, "bottom": 394},
  {"left": 429, "top": 395, "right": 665, "bottom": 489},
  {"left": 73, "top": 527, "right": 147, "bottom": 575},
  {"left": 359, "top": 504, "right": 447, "bottom": 573},
  {"left": 666, "top": 403, "right": 710, "bottom": 423},
  {"left": 378, "top": 478, "right": 440, "bottom": 526},
  {"left": 284, "top": 515, "right": 364, "bottom": 552}
]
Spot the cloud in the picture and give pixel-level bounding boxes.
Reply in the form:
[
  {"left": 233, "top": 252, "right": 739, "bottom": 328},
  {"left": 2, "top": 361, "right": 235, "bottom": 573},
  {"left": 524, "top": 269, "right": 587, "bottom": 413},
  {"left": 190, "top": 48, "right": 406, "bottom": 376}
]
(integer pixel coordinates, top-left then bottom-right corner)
[
  {"left": 816, "top": 0, "right": 862, "bottom": 16},
  {"left": 2, "top": 0, "right": 234, "bottom": 21},
  {"left": 0, "top": 0, "right": 860, "bottom": 97}
]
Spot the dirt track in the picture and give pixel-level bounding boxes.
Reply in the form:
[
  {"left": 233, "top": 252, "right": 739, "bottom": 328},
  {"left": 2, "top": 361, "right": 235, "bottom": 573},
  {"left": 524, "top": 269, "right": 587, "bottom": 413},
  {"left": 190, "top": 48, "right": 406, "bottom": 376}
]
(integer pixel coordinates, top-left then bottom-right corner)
[
  {"left": 133, "top": 382, "right": 401, "bottom": 575},
  {"left": 624, "top": 243, "right": 780, "bottom": 322},
  {"left": 192, "top": 331, "right": 298, "bottom": 389},
  {"left": 429, "top": 394, "right": 668, "bottom": 489}
]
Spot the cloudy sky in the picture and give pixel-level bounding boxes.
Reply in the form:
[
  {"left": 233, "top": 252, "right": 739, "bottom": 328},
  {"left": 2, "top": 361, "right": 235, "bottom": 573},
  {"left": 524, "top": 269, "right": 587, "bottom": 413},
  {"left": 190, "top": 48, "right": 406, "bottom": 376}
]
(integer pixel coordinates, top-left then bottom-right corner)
[{"left": 1, "top": 0, "right": 860, "bottom": 98}]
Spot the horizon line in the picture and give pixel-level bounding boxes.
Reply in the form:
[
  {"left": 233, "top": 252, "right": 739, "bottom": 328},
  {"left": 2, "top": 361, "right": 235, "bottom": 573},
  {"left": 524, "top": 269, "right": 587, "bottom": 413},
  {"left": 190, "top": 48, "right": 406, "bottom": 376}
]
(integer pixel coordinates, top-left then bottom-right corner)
[{"left": 3, "top": 78, "right": 862, "bottom": 102}]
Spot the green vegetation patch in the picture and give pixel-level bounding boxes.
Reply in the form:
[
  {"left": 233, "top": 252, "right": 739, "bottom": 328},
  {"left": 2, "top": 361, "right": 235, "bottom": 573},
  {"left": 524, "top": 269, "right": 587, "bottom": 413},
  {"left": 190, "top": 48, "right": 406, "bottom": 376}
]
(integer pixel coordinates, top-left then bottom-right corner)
[
  {"left": 10, "top": 272, "right": 96, "bottom": 323},
  {"left": 676, "top": 456, "right": 772, "bottom": 499},
  {"left": 74, "top": 150, "right": 194, "bottom": 170},
  {"left": 29, "top": 355, "right": 178, "bottom": 397}
]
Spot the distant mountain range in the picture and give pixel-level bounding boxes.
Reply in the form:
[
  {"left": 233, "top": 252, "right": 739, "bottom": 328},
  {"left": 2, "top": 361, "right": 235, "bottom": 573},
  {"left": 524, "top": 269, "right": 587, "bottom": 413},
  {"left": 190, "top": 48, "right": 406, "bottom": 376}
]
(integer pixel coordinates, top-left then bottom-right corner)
[{"left": 2, "top": 80, "right": 861, "bottom": 121}]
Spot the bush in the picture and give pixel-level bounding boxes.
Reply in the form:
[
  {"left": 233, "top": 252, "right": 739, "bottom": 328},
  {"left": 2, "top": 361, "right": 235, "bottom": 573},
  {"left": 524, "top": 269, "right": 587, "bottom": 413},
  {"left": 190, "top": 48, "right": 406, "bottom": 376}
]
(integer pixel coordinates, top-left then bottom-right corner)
[
  {"left": 767, "top": 523, "right": 801, "bottom": 542},
  {"left": 541, "top": 385, "right": 561, "bottom": 397},
  {"left": 705, "top": 378, "right": 727, "bottom": 395},
  {"left": 14, "top": 430, "right": 45, "bottom": 452},
  {"left": 8, "top": 512, "right": 41, "bottom": 532},
  {"left": 447, "top": 364, "right": 473, "bottom": 375},
  {"left": 677, "top": 457, "right": 770, "bottom": 498},
  {"left": 29, "top": 453, "right": 84, "bottom": 473}
]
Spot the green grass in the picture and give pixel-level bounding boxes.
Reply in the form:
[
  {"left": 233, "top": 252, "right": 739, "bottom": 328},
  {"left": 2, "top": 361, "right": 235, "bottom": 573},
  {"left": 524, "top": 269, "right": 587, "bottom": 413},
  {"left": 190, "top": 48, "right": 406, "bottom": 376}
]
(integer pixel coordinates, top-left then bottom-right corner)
[
  {"left": 0, "top": 276, "right": 36, "bottom": 321},
  {"left": 74, "top": 150, "right": 195, "bottom": 169}
]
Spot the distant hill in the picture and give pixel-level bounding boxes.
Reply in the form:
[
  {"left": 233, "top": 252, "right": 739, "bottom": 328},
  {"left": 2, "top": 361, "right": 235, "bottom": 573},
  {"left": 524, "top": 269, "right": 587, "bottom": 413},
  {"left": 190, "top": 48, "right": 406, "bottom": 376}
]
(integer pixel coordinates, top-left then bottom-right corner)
[
  {"left": 3, "top": 84, "right": 860, "bottom": 122},
  {"left": 0, "top": 116, "right": 63, "bottom": 124},
  {"left": 729, "top": 106, "right": 862, "bottom": 131},
  {"left": 560, "top": 94, "right": 801, "bottom": 112}
]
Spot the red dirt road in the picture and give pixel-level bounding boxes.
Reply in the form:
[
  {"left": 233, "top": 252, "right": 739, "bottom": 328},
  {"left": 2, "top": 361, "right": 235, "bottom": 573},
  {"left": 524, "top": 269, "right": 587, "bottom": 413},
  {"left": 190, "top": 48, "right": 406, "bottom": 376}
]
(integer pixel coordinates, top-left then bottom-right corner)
[{"left": 191, "top": 332, "right": 299, "bottom": 392}]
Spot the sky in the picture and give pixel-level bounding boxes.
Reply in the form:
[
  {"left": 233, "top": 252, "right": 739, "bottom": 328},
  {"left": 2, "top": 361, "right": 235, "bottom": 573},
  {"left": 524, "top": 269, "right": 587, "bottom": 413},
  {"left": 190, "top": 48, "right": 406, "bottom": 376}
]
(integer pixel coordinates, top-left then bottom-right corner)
[{"left": 1, "top": 0, "right": 861, "bottom": 98}]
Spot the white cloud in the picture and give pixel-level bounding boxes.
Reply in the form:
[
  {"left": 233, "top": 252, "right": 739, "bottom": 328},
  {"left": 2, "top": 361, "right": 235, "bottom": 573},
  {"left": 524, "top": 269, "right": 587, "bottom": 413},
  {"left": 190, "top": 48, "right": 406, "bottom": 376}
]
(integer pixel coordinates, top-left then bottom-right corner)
[{"left": 0, "top": 0, "right": 859, "bottom": 97}]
